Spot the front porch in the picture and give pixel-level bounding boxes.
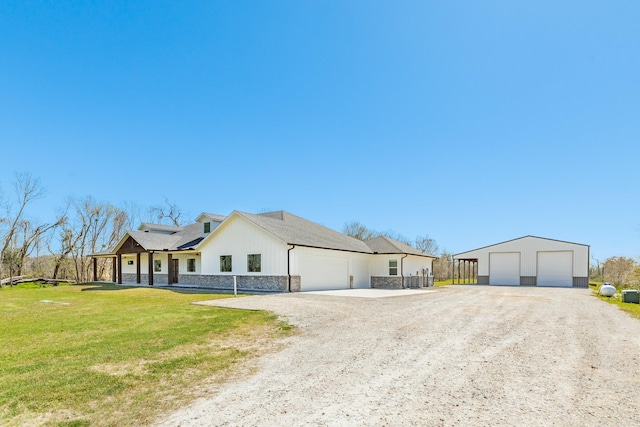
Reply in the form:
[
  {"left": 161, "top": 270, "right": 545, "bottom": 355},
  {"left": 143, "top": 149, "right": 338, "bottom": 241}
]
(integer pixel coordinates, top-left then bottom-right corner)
[{"left": 91, "top": 239, "right": 198, "bottom": 287}]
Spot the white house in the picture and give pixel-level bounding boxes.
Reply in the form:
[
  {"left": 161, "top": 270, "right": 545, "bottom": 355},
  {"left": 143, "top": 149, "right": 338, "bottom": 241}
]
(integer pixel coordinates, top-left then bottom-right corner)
[
  {"left": 93, "top": 210, "right": 436, "bottom": 292},
  {"left": 453, "top": 236, "right": 589, "bottom": 288}
]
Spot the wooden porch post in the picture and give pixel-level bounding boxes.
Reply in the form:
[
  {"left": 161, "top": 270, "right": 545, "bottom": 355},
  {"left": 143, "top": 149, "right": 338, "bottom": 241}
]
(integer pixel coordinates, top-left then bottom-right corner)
[
  {"left": 117, "top": 254, "right": 122, "bottom": 284},
  {"left": 112, "top": 257, "right": 117, "bottom": 282},
  {"left": 93, "top": 257, "right": 98, "bottom": 282},
  {"left": 136, "top": 253, "right": 141, "bottom": 284},
  {"left": 466, "top": 261, "right": 469, "bottom": 284},
  {"left": 167, "top": 253, "right": 173, "bottom": 285},
  {"left": 451, "top": 258, "right": 455, "bottom": 285},
  {"left": 475, "top": 261, "right": 477, "bottom": 284},
  {"left": 148, "top": 252, "right": 154, "bottom": 286}
]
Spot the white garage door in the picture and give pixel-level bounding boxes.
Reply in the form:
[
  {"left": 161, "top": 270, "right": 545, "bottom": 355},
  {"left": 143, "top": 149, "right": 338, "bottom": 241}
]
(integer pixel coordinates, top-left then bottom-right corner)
[
  {"left": 299, "top": 254, "right": 348, "bottom": 291},
  {"left": 489, "top": 252, "right": 520, "bottom": 286},
  {"left": 537, "top": 251, "right": 573, "bottom": 287},
  {"left": 350, "top": 260, "right": 370, "bottom": 289}
]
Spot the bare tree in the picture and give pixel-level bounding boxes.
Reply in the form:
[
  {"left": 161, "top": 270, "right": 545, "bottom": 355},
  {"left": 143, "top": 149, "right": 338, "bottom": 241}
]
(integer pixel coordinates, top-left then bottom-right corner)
[
  {"left": 602, "top": 256, "right": 636, "bottom": 286},
  {"left": 12, "top": 217, "right": 64, "bottom": 275},
  {"left": 433, "top": 251, "right": 454, "bottom": 281},
  {"left": 65, "top": 197, "right": 130, "bottom": 282},
  {"left": 343, "top": 221, "right": 375, "bottom": 241},
  {"left": 148, "top": 198, "right": 184, "bottom": 226},
  {"left": 0, "top": 173, "right": 51, "bottom": 280},
  {"left": 415, "top": 235, "right": 440, "bottom": 255}
]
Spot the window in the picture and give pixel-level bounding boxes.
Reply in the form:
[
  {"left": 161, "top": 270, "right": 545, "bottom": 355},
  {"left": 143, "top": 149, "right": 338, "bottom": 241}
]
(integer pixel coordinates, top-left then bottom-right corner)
[
  {"left": 247, "top": 254, "right": 261, "bottom": 272},
  {"left": 389, "top": 260, "right": 398, "bottom": 276},
  {"left": 154, "top": 260, "right": 162, "bottom": 272},
  {"left": 220, "top": 255, "right": 232, "bottom": 272},
  {"left": 204, "top": 222, "right": 211, "bottom": 233},
  {"left": 187, "top": 258, "right": 196, "bottom": 273},
  {"left": 127, "top": 260, "right": 134, "bottom": 266}
]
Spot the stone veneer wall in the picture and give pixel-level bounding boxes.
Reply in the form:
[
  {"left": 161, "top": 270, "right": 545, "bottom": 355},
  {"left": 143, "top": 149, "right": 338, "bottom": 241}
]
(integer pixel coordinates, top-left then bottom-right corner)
[
  {"left": 188, "top": 275, "right": 298, "bottom": 292},
  {"left": 122, "top": 273, "right": 166, "bottom": 284},
  {"left": 371, "top": 276, "right": 403, "bottom": 289},
  {"left": 122, "top": 274, "right": 300, "bottom": 292}
]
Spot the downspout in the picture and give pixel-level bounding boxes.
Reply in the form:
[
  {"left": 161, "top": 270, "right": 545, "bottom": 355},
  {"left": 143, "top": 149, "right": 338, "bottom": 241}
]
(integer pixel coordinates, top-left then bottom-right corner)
[
  {"left": 287, "top": 245, "right": 295, "bottom": 292},
  {"left": 400, "top": 254, "right": 408, "bottom": 289}
]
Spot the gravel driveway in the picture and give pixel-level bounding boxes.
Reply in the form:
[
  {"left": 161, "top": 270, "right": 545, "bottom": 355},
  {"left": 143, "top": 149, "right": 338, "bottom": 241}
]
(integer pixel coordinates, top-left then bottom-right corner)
[{"left": 157, "top": 286, "right": 640, "bottom": 427}]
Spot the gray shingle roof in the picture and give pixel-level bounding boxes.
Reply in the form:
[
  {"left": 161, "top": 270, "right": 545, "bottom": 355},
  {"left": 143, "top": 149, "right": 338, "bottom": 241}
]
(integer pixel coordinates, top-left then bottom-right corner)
[
  {"left": 200, "top": 213, "right": 227, "bottom": 222},
  {"left": 236, "top": 211, "right": 374, "bottom": 253},
  {"left": 127, "top": 230, "right": 183, "bottom": 251},
  {"left": 174, "top": 223, "right": 206, "bottom": 249},
  {"left": 138, "top": 223, "right": 184, "bottom": 233},
  {"left": 365, "top": 236, "right": 436, "bottom": 257},
  {"left": 110, "top": 210, "right": 430, "bottom": 257}
]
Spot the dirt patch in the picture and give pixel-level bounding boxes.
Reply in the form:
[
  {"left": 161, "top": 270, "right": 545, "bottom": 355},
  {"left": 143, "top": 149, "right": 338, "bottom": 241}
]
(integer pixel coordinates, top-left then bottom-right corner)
[
  {"left": 91, "top": 324, "right": 287, "bottom": 378},
  {"left": 156, "top": 286, "right": 640, "bottom": 427}
]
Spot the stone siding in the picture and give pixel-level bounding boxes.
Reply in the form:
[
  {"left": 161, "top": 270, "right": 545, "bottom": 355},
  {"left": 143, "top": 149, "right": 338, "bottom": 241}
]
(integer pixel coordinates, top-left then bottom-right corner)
[
  {"left": 121, "top": 273, "right": 296, "bottom": 292},
  {"left": 289, "top": 276, "right": 301, "bottom": 292},
  {"left": 122, "top": 273, "right": 166, "bottom": 285},
  {"left": 183, "top": 275, "right": 292, "bottom": 292},
  {"left": 371, "top": 276, "right": 403, "bottom": 289},
  {"left": 122, "top": 273, "right": 137, "bottom": 283}
]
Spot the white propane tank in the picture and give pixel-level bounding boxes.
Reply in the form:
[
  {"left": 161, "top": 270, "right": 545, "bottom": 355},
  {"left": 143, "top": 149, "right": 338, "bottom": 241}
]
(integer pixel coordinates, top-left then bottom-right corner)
[{"left": 599, "top": 283, "right": 616, "bottom": 297}]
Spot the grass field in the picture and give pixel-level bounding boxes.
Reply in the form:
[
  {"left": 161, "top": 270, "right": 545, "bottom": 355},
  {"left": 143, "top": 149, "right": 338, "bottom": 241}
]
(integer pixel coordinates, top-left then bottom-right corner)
[
  {"left": 590, "top": 282, "right": 640, "bottom": 320},
  {"left": 0, "top": 283, "right": 292, "bottom": 426},
  {"left": 434, "top": 280, "right": 452, "bottom": 287}
]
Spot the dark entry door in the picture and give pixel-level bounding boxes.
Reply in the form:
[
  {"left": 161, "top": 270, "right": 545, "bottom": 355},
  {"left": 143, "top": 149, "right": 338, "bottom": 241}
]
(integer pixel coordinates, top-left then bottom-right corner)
[{"left": 172, "top": 259, "right": 179, "bottom": 283}]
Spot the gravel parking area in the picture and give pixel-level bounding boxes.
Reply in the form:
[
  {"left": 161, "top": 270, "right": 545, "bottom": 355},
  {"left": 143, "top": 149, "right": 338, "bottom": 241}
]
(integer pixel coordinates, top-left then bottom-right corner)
[{"left": 157, "top": 286, "right": 640, "bottom": 427}]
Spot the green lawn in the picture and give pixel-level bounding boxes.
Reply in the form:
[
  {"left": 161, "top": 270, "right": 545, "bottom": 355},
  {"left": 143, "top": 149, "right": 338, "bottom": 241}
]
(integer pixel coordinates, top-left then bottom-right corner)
[
  {"left": 0, "top": 283, "right": 292, "bottom": 426},
  {"left": 434, "top": 280, "right": 452, "bottom": 287},
  {"left": 590, "top": 283, "right": 640, "bottom": 320}
]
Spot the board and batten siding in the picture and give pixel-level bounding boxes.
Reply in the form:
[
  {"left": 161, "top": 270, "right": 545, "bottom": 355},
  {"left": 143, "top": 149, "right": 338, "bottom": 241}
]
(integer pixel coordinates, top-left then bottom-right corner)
[
  {"left": 120, "top": 253, "right": 201, "bottom": 275},
  {"left": 403, "top": 255, "right": 434, "bottom": 277},
  {"left": 370, "top": 254, "right": 433, "bottom": 277},
  {"left": 456, "top": 237, "right": 588, "bottom": 278},
  {"left": 198, "top": 216, "right": 288, "bottom": 275}
]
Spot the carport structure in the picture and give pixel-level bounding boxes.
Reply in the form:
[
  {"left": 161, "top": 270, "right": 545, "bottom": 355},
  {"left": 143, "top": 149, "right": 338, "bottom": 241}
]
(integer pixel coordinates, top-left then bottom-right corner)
[
  {"left": 454, "top": 235, "right": 589, "bottom": 287},
  {"left": 451, "top": 257, "right": 478, "bottom": 285}
]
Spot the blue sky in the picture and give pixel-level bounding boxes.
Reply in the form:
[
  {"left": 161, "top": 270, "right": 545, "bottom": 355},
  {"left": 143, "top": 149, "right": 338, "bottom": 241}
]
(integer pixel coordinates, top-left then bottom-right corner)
[{"left": 1, "top": 1, "right": 639, "bottom": 262}]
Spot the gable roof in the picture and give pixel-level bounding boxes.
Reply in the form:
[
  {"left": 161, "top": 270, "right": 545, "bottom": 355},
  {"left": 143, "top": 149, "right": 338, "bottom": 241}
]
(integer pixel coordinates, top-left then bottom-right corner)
[
  {"left": 196, "top": 212, "right": 227, "bottom": 223},
  {"left": 111, "top": 222, "right": 204, "bottom": 254},
  {"left": 138, "top": 223, "right": 184, "bottom": 233},
  {"left": 106, "top": 209, "right": 431, "bottom": 257},
  {"left": 454, "top": 235, "right": 590, "bottom": 257},
  {"left": 365, "top": 235, "right": 436, "bottom": 258},
  {"left": 233, "top": 211, "right": 373, "bottom": 253}
]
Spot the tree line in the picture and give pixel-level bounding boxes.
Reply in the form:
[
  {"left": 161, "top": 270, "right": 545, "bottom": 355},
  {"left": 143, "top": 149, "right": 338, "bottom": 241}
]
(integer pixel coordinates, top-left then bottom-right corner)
[
  {"left": 342, "top": 220, "right": 455, "bottom": 280},
  {"left": 2, "top": 173, "right": 638, "bottom": 286},
  {"left": 590, "top": 256, "right": 640, "bottom": 289},
  {"left": 0, "top": 173, "right": 185, "bottom": 284}
]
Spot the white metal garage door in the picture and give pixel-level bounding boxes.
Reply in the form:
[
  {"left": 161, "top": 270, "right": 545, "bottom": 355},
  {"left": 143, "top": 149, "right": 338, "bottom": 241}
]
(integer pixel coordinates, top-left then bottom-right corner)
[
  {"left": 299, "top": 254, "right": 348, "bottom": 291},
  {"left": 537, "top": 251, "right": 573, "bottom": 287},
  {"left": 489, "top": 252, "right": 520, "bottom": 286},
  {"left": 350, "top": 260, "right": 370, "bottom": 289}
]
